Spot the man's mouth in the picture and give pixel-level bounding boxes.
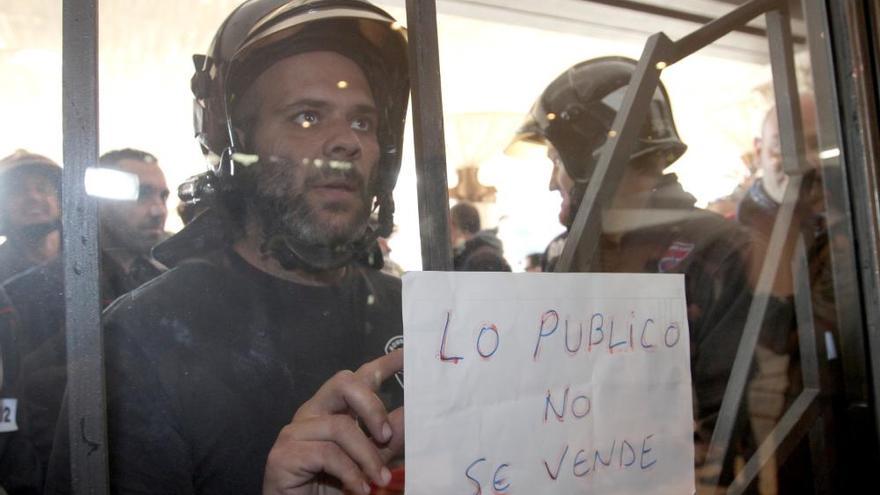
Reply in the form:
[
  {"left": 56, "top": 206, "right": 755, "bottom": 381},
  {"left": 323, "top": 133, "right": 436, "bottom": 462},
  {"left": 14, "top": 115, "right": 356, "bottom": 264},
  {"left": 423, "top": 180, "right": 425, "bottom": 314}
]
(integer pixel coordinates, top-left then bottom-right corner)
[{"left": 309, "top": 177, "right": 363, "bottom": 201}]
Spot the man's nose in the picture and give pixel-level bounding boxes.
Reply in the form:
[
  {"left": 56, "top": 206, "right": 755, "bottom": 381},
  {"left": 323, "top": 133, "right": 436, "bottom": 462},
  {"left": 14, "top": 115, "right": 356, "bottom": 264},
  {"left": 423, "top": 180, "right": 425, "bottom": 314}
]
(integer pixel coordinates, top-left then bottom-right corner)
[
  {"left": 323, "top": 122, "right": 362, "bottom": 160},
  {"left": 548, "top": 166, "right": 559, "bottom": 192}
]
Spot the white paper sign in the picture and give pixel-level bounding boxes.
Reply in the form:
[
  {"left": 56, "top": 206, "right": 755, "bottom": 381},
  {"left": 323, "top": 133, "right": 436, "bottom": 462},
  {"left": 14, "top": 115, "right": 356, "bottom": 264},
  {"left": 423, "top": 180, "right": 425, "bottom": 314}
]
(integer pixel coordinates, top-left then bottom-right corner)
[{"left": 404, "top": 272, "right": 694, "bottom": 495}]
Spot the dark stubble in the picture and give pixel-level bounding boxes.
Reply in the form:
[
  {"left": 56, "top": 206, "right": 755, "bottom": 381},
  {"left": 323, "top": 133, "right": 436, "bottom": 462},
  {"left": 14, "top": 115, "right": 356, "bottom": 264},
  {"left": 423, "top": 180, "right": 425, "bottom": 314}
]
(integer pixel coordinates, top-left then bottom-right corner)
[{"left": 244, "top": 157, "right": 376, "bottom": 251}]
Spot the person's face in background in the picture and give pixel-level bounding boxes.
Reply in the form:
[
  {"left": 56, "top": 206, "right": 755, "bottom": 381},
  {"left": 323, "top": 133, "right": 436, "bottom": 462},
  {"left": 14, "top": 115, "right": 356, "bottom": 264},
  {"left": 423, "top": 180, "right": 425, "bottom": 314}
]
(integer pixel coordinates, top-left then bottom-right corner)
[
  {"left": 0, "top": 169, "right": 60, "bottom": 233},
  {"left": 100, "top": 159, "right": 169, "bottom": 257},
  {"left": 547, "top": 143, "right": 665, "bottom": 229},
  {"left": 754, "top": 96, "right": 819, "bottom": 204},
  {"left": 547, "top": 144, "right": 576, "bottom": 228}
]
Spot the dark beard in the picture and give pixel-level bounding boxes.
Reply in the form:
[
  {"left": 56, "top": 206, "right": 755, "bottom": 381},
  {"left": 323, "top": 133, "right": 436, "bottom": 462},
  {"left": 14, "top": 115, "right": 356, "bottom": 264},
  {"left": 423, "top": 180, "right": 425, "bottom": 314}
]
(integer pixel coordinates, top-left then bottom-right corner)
[{"left": 243, "top": 158, "right": 375, "bottom": 260}]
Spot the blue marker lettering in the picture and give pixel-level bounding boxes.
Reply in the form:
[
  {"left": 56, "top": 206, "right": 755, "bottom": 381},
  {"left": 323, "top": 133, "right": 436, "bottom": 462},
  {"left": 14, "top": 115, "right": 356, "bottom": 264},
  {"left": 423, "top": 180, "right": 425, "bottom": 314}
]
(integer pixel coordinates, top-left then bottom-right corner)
[
  {"left": 640, "top": 434, "right": 657, "bottom": 469},
  {"left": 544, "top": 387, "right": 568, "bottom": 422},
  {"left": 619, "top": 440, "right": 636, "bottom": 468},
  {"left": 593, "top": 439, "right": 616, "bottom": 470},
  {"left": 493, "top": 464, "right": 511, "bottom": 492},
  {"left": 477, "top": 324, "right": 500, "bottom": 359},
  {"left": 588, "top": 313, "right": 604, "bottom": 352},
  {"left": 543, "top": 445, "right": 569, "bottom": 481},
  {"left": 439, "top": 311, "right": 463, "bottom": 363},
  {"left": 465, "top": 458, "right": 486, "bottom": 495},
  {"left": 640, "top": 319, "right": 655, "bottom": 349},
  {"left": 533, "top": 310, "right": 559, "bottom": 360},
  {"left": 664, "top": 323, "right": 681, "bottom": 348},
  {"left": 564, "top": 320, "right": 582, "bottom": 354},
  {"left": 609, "top": 316, "right": 627, "bottom": 353},
  {"left": 571, "top": 395, "right": 591, "bottom": 419},
  {"left": 573, "top": 449, "right": 590, "bottom": 477}
]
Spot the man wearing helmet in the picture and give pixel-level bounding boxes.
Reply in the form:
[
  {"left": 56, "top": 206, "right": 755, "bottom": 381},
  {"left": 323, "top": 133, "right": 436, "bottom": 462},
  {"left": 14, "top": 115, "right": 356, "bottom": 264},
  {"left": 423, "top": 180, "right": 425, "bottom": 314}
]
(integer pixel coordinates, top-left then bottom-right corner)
[
  {"left": 0, "top": 150, "right": 61, "bottom": 283},
  {"left": 513, "top": 57, "right": 757, "bottom": 477},
  {"left": 47, "top": 1, "right": 408, "bottom": 494}
]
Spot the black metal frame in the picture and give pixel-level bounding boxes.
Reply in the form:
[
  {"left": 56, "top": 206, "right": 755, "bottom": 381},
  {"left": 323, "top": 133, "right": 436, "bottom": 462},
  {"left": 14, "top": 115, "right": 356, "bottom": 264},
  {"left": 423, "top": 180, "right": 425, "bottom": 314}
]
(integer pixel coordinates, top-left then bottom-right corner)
[
  {"left": 824, "top": 0, "right": 880, "bottom": 459},
  {"left": 406, "top": 0, "right": 453, "bottom": 272},
  {"left": 57, "top": 0, "right": 878, "bottom": 492}
]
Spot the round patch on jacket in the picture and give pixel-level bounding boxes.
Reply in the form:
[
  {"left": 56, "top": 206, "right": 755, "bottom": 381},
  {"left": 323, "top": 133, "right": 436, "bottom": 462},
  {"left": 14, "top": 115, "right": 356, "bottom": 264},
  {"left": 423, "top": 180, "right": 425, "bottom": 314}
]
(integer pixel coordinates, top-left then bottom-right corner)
[{"left": 385, "top": 335, "right": 404, "bottom": 388}]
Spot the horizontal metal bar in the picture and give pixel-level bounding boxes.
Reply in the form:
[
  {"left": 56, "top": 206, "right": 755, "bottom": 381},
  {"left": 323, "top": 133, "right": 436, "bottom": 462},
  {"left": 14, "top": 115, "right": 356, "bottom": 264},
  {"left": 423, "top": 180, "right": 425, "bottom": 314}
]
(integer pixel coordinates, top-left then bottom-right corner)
[
  {"left": 554, "top": 32, "right": 675, "bottom": 272},
  {"left": 727, "top": 389, "right": 820, "bottom": 494},
  {"left": 62, "top": 0, "right": 109, "bottom": 493},
  {"left": 579, "top": 0, "right": 782, "bottom": 38},
  {"left": 406, "top": 0, "right": 453, "bottom": 271},
  {"left": 670, "top": 0, "right": 778, "bottom": 64}
]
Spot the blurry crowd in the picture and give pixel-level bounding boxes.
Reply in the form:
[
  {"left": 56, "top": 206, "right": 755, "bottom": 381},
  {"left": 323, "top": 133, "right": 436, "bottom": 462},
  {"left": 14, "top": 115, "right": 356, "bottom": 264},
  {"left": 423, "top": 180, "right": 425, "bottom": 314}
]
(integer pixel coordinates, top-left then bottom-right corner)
[{"left": 0, "top": 0, "right": 855, "bottom": 494}]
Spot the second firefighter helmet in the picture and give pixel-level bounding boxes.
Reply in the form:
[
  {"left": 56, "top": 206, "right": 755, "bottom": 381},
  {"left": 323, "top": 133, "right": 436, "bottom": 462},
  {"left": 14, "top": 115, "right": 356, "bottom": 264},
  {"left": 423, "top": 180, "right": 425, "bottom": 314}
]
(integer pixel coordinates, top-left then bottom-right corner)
[{"left": 512, "top": 56, "right": 687, "bottom": 182}]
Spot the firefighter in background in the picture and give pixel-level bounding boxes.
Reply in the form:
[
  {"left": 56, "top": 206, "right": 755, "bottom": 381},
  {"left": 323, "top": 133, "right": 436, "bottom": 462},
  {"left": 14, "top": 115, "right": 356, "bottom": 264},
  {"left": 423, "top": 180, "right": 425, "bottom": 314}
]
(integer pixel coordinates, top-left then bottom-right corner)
[
  {"left": 511, "top": 56, "right": 762, "bottom": 481},
  {"left": 0, "top": 151, "right": 61, "bottom": 283}
]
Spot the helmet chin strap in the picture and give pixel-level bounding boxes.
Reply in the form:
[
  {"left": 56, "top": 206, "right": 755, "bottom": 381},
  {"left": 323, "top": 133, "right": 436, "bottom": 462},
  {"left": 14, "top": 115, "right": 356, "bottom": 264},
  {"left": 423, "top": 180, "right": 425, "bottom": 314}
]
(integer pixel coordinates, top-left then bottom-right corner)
[
  {"left": 265, "top": 227, "right": 378, "bottom": 273},
  {"left": 263, "top": 195, "right": 392, "bottom": 274}
]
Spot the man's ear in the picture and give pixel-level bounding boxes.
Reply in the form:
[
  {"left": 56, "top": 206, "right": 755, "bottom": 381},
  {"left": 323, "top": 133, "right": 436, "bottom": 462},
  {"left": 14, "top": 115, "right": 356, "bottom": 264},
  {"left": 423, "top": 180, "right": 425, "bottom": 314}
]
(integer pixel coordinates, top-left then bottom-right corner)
[{"left": 753, "top": 137, "right": 762, "bottom": 158}]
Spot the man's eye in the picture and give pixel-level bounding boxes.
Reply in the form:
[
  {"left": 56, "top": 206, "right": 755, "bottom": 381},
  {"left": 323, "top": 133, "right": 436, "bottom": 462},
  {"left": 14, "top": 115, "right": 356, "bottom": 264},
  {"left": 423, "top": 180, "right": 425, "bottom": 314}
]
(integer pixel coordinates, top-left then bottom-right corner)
[
  {"left": 351, "top": 117, "right": 374, "bottom": 132},
  {"left": 292, "top": 111, "right": 319, "bottom": 128}
]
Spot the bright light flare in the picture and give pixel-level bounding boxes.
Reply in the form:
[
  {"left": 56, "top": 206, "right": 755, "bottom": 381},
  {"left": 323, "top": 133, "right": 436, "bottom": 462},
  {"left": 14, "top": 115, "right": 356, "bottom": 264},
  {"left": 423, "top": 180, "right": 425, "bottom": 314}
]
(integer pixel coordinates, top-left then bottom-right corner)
[
  {"left": 84, "top": 167, "right": 139, "bottom": 200},
  {"left": 819, "top": 148, "right": 840, "bottom": 160}
]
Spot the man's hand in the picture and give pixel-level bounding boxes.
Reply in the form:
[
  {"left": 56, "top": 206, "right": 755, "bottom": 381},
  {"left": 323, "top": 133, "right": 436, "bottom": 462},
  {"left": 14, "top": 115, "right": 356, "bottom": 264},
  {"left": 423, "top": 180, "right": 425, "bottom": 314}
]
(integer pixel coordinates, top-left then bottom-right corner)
[{"left": 263, "top": 350, "right": 404, "bottom": 495}]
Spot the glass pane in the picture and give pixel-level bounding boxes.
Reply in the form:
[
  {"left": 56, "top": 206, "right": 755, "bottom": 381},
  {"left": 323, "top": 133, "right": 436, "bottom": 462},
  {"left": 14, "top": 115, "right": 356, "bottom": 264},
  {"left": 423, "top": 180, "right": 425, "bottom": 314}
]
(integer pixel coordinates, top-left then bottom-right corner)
[{"left": 0, "top": 1, "right": 874, "bottom": 494}]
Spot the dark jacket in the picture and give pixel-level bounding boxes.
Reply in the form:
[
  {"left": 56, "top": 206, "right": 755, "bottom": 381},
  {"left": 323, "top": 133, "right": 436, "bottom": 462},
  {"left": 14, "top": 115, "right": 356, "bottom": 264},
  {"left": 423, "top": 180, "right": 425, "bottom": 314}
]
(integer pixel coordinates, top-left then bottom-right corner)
[
  {"left": 453, "top": 229, "right": 511, "bottom": 271},
  {"left": 0, "top": 254, "right": 164, "bottom": 493}
]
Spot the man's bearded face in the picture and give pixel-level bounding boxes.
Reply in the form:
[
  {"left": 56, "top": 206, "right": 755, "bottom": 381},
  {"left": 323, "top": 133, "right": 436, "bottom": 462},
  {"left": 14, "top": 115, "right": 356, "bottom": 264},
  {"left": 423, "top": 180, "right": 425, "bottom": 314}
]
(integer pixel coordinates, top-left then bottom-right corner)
[{"left": 241, "top": 51, "right": 381, "bottom": 249}]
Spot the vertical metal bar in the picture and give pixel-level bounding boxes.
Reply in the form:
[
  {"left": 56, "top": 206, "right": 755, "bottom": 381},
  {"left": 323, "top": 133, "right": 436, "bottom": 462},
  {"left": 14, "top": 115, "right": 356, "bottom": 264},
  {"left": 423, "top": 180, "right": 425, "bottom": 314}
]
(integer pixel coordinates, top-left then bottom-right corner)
[
  {"left": 705, "top": 4, "right": 809, "bottom": 489},
  {"left": 792, "top": 236, "right": 834, "bottom": 494},
  {"left": 553, "top": 32, "right": 675, "bottom": 273},
  {"left": 801, "top": 0, "right": 869, "bottom": 414},
  {"left": 826, "top": 0, "right": 880, "bottom": 447},
  {"left": 406, "top": 0, "right": 452, "bottom": 271},
  {"left": 729, "top": 237, "right": 829, "bottom": 494},
  {"left": 766, "top": 6, "right": 808, "bottom": 176},
  {"left": 62, "top": 0, "right": 109, "bottom": 493}
]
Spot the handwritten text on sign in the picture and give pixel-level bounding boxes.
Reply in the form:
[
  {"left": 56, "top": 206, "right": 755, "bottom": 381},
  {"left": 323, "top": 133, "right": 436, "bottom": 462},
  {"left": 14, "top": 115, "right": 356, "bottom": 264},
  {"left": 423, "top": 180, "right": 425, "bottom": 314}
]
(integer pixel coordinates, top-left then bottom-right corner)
[{"left": 403, "top": 272, "right": 695, "bottom": 494}]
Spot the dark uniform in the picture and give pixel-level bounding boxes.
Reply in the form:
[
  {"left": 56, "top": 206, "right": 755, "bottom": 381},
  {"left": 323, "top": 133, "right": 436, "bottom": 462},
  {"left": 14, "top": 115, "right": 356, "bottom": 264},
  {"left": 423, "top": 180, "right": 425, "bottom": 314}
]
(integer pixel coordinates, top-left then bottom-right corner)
[
  {"left": 0, "top": 254, "right": 165, "bottom": 492},
  {"left": 511, "top": 57, "right": 762, "bottom": 482},
  {"left": 46, "top": 243, "right": 403, "bottom": 494}
]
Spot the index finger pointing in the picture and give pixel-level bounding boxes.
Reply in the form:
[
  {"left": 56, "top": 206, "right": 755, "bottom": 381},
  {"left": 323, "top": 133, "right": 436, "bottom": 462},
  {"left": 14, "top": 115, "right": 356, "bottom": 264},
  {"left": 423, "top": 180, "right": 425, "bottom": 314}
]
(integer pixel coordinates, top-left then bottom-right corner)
[{"left": 355, "top": 348, "right": 402, "bottom": 390}]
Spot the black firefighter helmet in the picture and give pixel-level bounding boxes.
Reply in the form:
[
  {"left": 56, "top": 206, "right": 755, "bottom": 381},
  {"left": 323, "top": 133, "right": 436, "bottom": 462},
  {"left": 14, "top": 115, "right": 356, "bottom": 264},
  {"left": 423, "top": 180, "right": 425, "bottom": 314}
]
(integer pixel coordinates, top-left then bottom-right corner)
[
  {"left": 170, "top": 0, "right": 409, "bottom": 270},
  {"left": 512, "top": 56, "right": 687, "bottom": 182},
  {"left": 188, "top": 0, "right": 408, "bottom": 231}
]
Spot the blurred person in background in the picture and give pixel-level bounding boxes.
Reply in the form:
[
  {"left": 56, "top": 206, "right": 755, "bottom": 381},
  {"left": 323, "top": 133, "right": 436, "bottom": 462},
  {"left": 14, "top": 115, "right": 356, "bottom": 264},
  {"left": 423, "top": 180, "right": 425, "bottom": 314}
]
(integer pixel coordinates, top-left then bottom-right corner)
[
  {"left": 524, "top": 252, "right": 543, "bottom": 272},
  {"left": 0, "top": 151, "right": 61, "bottom": 283},
  {"left": 737, "top": 94, "right": 840, "bottom": 494},
  {"left": 450, "top": 201, "right": 511, "bottom": 271},
  {"left": 0, "top": 148, "right": 169, "bottom": 489}
]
